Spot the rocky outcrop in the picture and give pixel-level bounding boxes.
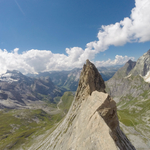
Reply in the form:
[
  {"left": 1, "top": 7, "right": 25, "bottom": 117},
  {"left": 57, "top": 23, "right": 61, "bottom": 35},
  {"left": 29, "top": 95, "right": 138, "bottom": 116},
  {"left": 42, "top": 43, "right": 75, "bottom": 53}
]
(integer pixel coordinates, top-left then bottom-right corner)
[
  {"left": 28, "top": 60, "right": 135, "bottom": 150},
  {"left": 75, "top": 59, "right": 105, "bottom": 101},
  {"left": 97, "top": 95, "right": 135, "bottom": 150}
]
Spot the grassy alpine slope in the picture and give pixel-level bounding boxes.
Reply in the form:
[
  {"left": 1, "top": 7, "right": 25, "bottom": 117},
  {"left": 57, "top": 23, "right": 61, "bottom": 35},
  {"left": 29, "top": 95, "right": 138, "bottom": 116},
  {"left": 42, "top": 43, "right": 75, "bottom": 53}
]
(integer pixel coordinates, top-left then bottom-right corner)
[
  {"left": 0, "top": 109, "right": 63, "bottom": 150},
  {"left": 117, "top": 91, "right": 150, "bottom": 149},
  {"left": 117, "top": 89, "right": 150, "bottom": 137},
  {"left": 59, "top": 91, "right": 74, "bottom": 114},
  {"left": 0, "top": 91, "right": 74, "bottom": 150}
]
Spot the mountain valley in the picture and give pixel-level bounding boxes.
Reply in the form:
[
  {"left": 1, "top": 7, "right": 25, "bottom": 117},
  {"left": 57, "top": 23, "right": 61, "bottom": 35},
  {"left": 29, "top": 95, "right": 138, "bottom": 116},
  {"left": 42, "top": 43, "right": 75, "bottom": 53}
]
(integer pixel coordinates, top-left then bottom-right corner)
[
  {"left": 0, "top": 70, "right": 63, "bottom": 109},
  {"left": 27, "top": 65, "right": 121, "bottom": 91},
  {"left": 0, "top": 70, "right": 74, "bottom": 149},
  {"left": 0, "top": 91, "right": 74, "bottom": 150}
]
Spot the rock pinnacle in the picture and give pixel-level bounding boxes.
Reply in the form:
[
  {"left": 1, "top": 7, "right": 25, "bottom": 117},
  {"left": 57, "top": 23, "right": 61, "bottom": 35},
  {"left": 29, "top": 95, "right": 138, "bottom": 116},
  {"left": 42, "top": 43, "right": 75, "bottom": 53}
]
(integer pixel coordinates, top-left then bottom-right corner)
[{"left": 75, "top": 59, "right": 105, "bottom": 101}]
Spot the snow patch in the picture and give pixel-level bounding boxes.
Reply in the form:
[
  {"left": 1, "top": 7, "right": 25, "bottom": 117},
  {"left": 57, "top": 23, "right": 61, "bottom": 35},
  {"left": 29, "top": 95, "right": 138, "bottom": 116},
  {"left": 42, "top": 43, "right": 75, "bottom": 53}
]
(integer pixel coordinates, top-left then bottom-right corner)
[
  {"left": 142, "top": 71, "right": 150, "bottom": 83},
  {"left": 0, "top": 73, "right": 18, "bottom": 82},
  {"left": 124, "top": 74, "right": 131, "bottom": 78}
]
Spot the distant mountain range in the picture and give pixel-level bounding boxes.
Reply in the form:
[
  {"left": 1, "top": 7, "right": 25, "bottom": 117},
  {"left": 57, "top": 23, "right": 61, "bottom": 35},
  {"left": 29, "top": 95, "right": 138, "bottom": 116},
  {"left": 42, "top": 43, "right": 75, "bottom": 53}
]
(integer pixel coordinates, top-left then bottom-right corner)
[
  {"left": 27, "top": 65, "right": 122, "bottom": 91},
  {"left": 0, "top": 70, "right": 62, "bottom": 109},
  {"left": 0, "top": 65, "right": 121, "bottom": 109}
]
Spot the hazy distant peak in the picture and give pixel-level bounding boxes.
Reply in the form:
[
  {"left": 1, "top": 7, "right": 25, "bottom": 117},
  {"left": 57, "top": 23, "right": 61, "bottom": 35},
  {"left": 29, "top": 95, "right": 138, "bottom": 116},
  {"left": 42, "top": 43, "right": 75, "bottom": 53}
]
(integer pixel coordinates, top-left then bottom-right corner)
[
  {"left": 127, "top": 59, "right": 135, "bottom": 64},
  {"left": 0, "top": 70, "right": 24, "bottom": 82},
  {"left": 6, "top": 70, "right": 23, "bottom": 76}
]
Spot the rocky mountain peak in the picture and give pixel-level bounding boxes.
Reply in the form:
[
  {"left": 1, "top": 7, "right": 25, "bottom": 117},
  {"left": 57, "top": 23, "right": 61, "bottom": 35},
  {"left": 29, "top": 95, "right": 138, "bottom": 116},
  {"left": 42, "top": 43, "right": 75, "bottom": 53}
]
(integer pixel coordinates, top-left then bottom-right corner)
[
  {"left": 109, "top": 59, "right": 136, "bottom": 79},
  {"left": 127, "top": 59, "right": 132, "bottom": 63},
  {"left": 127, "top": 59, "right": 135, "bottom": 65},
  {"left": 0, "top": 70, "right": 25, "bottom": 82},
  {"left": 125, "top": 59, "right": 136, "bottom": 75},
  {"left": 29, "top": 60, "right": 135, "bottom": 150},
  {"left": 6, "top": 70, "right": 22, "bottom": 74},
  {"left": 145, "top": 49, "right": 150, "bottom": 55},
  {"left": 130, "top": 49, "right": 150, "bottom": 76},
  {"left": 75, "top": 59, "right": 105, "bottom": 101}
]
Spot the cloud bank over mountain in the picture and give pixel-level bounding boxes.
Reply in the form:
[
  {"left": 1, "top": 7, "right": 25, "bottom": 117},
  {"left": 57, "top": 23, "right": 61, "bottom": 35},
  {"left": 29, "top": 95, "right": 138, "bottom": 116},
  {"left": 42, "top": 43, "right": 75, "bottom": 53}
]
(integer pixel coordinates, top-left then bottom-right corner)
[
  {"left": 0, "top": 48, "right": 133, "bottom": 74},
  {"left": 0, "top": 0, "right": 149, "bottom": 74}
]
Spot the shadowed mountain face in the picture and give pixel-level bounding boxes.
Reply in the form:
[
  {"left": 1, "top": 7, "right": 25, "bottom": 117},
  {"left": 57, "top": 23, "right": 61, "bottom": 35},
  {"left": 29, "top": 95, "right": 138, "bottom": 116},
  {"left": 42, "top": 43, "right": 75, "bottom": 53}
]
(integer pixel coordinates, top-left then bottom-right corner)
[
  {"left": 0, "top": 70, "right": 62, "bottom": 109},
  {"left": 27, "top": 60, "right": 135, "bottom": 150},
  {"left": 110, "top": 60, "right": 136, "bottom": 79}
]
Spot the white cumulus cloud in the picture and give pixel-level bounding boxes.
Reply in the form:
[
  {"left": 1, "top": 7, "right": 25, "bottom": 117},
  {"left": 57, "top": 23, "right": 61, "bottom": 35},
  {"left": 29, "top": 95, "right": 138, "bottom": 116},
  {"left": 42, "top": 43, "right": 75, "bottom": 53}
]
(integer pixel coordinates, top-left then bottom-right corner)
[
  {"left": 87, "top": 0, "right": 150, "bottom": 52},
  {"left": 0, "top": 48, "right": 134, "bottom": 74},
  {"left": 95, "top": 55, "right": 135, "bottom": 67},
  {"left": 0, "top": 0, "right": 150, "bottom": 74}
]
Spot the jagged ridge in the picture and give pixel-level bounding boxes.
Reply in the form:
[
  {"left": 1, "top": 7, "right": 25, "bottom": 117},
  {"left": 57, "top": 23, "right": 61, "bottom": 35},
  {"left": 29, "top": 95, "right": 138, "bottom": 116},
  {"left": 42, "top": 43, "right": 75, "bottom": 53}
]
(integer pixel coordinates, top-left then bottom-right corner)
[{"left": 27, "top": 60, "right": 135, "bottom": 150}]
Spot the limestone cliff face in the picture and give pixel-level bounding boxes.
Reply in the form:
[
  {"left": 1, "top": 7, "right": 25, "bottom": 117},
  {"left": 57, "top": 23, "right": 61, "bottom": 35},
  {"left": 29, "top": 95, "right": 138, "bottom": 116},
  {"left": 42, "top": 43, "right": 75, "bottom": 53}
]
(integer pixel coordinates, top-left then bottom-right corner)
[{"left": 28, "top": 60, "right": 135, "bottom": 150}]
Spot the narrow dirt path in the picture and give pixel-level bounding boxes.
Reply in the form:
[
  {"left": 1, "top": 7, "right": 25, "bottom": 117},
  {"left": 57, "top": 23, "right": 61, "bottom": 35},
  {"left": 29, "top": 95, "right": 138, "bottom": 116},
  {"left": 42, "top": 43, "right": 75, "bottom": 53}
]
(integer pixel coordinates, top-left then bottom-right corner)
[{"left": 57, "top": 98, "right": 62, "bottom": 110}]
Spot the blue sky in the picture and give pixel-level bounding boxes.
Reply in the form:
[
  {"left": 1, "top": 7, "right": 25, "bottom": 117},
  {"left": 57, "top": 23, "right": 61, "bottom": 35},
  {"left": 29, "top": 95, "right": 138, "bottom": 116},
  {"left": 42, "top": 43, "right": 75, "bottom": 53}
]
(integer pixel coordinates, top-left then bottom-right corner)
[{"left": 0, "top": 0, "right": 150, "bottom": 74}]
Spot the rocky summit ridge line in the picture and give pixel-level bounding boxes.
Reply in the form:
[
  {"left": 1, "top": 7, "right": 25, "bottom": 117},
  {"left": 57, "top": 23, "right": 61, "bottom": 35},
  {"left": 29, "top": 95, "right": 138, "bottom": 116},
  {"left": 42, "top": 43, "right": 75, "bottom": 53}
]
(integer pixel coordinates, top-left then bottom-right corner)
[{"left": 27, "top": 60, "right": 135, "bottom": 150}]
